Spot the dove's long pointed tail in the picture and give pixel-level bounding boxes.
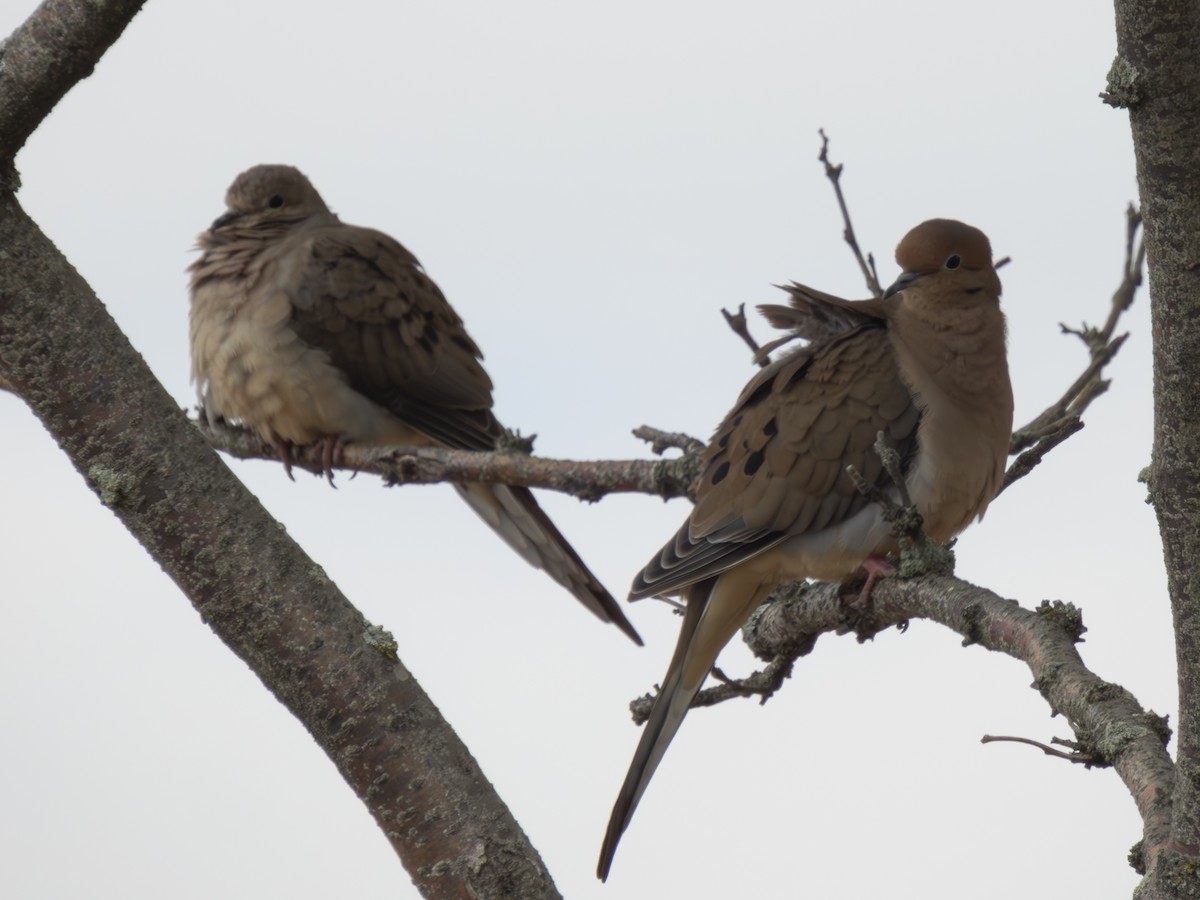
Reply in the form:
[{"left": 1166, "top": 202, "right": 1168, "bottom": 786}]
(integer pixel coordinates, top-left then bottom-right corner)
[
  {"left": 454, "top": 482, "right": 642, "bottom": 645},
  {"left": 598, "top": 574, "right": 772, "bottom": 879}
]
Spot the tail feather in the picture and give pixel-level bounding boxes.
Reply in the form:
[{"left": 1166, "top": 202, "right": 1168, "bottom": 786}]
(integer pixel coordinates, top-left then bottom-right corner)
[
  {"left": 598, "top": 580, "right": 712, "bottom": 881},
  {"left": 597, "top": 574, "right": 771, "bottom": 880},
  {"left": 455, "top": 482, "right": 642, "bottom": 645}
]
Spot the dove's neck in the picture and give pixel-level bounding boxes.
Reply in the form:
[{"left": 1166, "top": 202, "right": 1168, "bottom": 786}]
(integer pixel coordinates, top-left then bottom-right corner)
[
  {"left": 887, "top": 297, "right": 1013, "bottom": 541},
  {"left": 190, "top": 220, "right": 317, "bottom": 292}
]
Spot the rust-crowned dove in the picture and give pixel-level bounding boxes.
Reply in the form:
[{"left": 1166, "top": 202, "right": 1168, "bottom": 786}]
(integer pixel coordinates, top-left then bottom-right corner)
[{"left": 598, "top": 219, "right": 1014, "bottom": 878}]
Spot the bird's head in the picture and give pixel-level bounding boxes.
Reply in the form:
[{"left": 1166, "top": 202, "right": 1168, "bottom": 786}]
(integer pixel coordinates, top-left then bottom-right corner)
[
  {"left": 208, "top": 164, "right": 331, "bottom": 234},
  {"left": 884, "top": 218, "right": 1002, "bottom": 302}
]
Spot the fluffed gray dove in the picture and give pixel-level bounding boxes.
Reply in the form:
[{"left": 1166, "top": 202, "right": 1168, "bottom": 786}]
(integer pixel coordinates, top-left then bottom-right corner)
[
  {"left": 598, "top": 218, "right": 1014, "bottom": 878},
  {"left": 189, "top": 164, "right": 641, "bottom": 645}
]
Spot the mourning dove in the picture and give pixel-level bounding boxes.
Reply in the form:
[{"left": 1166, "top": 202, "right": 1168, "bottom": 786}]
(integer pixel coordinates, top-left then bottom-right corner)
[
  {"left": 189, "top": 164, "right": 641, "bottom": 645},
  {"left": 597, "top": 219, "right": 1013, "bottom": 879}
]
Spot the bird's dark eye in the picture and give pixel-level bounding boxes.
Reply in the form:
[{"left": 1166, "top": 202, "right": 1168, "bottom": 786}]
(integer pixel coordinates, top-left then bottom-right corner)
[
  {"left": 944, "top": 253, "right": 962, "bottom": 270},
  {"left": 267, "top": 194, "right": 284, "bottom": 209}
]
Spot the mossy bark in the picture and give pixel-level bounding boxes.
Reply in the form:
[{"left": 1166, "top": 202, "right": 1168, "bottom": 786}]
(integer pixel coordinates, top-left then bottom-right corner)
[
  {"left": 1113, "top": 1, "right": 1200, "bottom": 896},
  {"left": 0, "top": 3, "right": 558, "bottom": 897}
]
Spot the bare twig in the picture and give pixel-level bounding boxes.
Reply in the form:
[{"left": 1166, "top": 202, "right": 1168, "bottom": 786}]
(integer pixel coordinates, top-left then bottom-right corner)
[
  {"left": 693, "top": 658, "right": 795, "bottom": 708},
  {"left": 845, "top": 432, "right": 914, "bottom": 515},
  {"left": 200, "top": 418, "right": 703, "bottom": 502},
  {"left": 818, "top": 129, "right": 884, "bottom": 298},
  {"left": 631, "top": 425, "right": 706, "bottom": 458},
  {"left": 721, "top": 303, "right": 770, "bottom": 366},
  {"left": 1009, "top": 207, "right": 1143, "bottom": 455},
  {"left": 629, "top": 657, "right": 797, "bottom": 724},
  {"left": 998, "top": 416, "right": 1085, "bottom": 495},
  {"left": 981, "top": 734, "right": 1106, "bottom": 768}
]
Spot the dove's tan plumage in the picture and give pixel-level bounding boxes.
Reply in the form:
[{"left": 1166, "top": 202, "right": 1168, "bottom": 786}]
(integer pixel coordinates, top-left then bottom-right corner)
[
  {"left": 598, "top": 219, "right": 1013, "bottom": 879},
  {"left": 189, "top": 164, "right": 641, "bottom": 645}
]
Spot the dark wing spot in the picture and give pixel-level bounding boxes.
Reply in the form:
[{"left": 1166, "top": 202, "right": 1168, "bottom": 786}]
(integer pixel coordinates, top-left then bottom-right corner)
[
  {"left": 743, "top": 450, "right": 764, "bottom": 476},
  {"left": 710, "top": 461, "right": 731, "bottom": 485},
  {"left": 762, "top": 417, "right": 778, "bottom": 436}
]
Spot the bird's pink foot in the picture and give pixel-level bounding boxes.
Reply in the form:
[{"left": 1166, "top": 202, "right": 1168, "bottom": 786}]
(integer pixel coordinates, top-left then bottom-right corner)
[
  {"left": 277, "top": 441, "right": 298, "bottom": 482},
  {"left": 854, "top": 555, "right": 896, "bottom": 607},
  {"left": 275, "top": 437, "right": 344, "bottom": 484},
  {"left": 318, "top": 435, "right": 347, "bottom": 486}
]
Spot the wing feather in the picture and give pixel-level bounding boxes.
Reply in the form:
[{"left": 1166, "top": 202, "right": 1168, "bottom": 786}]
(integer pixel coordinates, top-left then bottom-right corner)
[
  {"left": 633, "top": 322, "right": 918, "bottom": 599},
  {"left": 287, "top": 227, "right": 500, "bottom": 450}
]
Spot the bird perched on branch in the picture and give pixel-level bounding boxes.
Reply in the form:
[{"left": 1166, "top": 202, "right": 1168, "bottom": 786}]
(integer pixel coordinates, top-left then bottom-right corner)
[
  {"left": 189, "top": 164, "right": 641, "bottom": 645},
  {"left": 598, "top": 218, "right": 1013, "bottom": 879}
]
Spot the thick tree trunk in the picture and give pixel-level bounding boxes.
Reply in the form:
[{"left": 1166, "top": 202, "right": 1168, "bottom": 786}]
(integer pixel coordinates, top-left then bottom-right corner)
[{"left": 1111, "top": 1, "right": 1200, "bottom": 895}]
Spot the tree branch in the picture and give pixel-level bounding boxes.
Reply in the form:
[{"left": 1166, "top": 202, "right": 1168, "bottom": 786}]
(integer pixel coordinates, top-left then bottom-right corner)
[
  {"left": 721, "top": 302, "right": 771, "bottom": 366},
  {"left": 818, "top": 129, "right": 884, "bottom": 298},
  {"left": 1008, "top": 206, "right": 1143, "bottom": 459},
  {"left": 719, "top": 130, "right": 885, "bottom": 355},
  {"left": 1, "top": 187, "right": 562, "bottom": 900},
  {"left": 631, "top": 424, "right": 706, "bottom": 457},
  {"left": 1114, "top": 0, "right": 1200, "bottom": 892},
  {"left": 198, "top": 418, "right": 704, "bottom": 502},
  {"left": 0, "top": 0, "right": 147, "bottom": 190},
  {"left": 0, "top": 3, "right": 559, "bottom": 897},
  {"left": 997, "top": 416, "right": 1086, "bottom": 496},
  {"left": 980, "top": 734, "right": 1106, "bottom": 767},
  {"left": 683, "top": 576, "right": 1174, "bottom": 878}
]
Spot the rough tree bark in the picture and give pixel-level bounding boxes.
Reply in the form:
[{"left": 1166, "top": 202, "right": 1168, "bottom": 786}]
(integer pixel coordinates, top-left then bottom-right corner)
[
  {"left": 1110, "top": 2, "right": 1200, "bottom": 896},
  {"left": 0, "top": 3, "right": 560, "bottom": 898}
]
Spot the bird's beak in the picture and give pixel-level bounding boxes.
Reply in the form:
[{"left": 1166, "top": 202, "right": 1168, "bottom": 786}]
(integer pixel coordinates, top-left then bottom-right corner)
[
  {"left": 209, "top": 208, "right": 243, "bottom": 231},
  {"left": 883, "top": 270, "right": 922, "bottom": 299}
]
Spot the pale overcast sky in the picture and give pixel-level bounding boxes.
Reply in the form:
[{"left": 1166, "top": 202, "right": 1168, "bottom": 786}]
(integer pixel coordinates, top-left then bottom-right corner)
[{"left": 1, "top": 2, "right": 1162, "bottom": 898}]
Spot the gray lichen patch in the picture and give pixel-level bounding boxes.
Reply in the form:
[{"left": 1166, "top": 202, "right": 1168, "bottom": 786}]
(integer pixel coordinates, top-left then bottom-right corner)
[
  {"left": 87, "top": 463, "right": 139, "bottom": 508},
  {"left": 1102, "top": 55, "right": 1143, "bottom": 108}
]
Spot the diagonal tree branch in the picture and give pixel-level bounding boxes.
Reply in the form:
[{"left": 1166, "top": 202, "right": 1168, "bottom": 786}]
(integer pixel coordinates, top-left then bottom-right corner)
[
  {"left": 725, "top": 576, "right": 1174, "bottom": 875},
  {"left": 0, "top": 0, "right": 147, "bottom": 189},
  {"left": 0, "top": 170, "right": 562, "bottom": 900},
  {"left": 0, "top": 3, "right": 559, "bottom": 898},
  {"left": 1009, "top": 206, "right": 1143, "bottom": 455}
]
